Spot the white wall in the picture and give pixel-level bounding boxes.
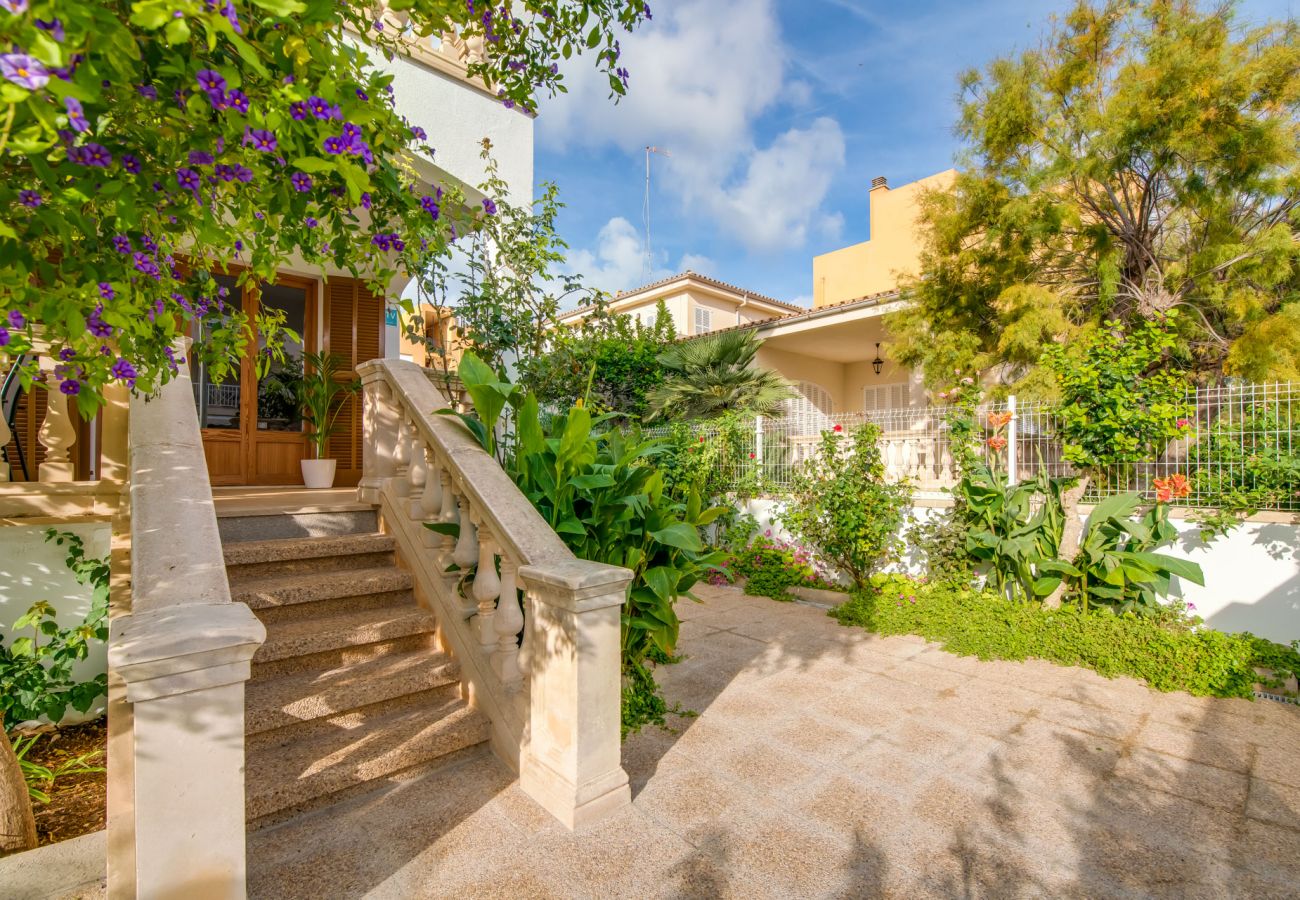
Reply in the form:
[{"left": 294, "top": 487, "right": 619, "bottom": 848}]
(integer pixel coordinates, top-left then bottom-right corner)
[
  {"left": 737, "top": 498, "right": 1300, "bottom": 646},
  {"left": 0, "top": 522, "right": 111, "bottom": 726}
]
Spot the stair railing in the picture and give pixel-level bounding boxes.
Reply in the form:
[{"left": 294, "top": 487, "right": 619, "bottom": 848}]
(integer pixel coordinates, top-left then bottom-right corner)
[
  {"left": 105, "top": 342, "right": 266, "bottom": 897},
  {"left": 357, "top": 357, "right": 633, "bottom": 830}
]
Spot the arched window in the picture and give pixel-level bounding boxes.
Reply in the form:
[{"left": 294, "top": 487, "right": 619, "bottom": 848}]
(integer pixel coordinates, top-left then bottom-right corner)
[{"left": 783, "top": 381, "right": 833, "bottom": 435}]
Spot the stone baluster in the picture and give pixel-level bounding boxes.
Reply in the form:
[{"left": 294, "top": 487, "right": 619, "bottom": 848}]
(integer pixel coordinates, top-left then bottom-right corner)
[
  {"left": 358, "top": 373, "right": 398, "bottom": 503},
  {"left": 391, "top": 415, "right": 414, "bottom": 497},
  {"left": 515, "top": 586, "right": 534, "bottom": 683},
  {"left": 902, "top": 438, "right": 917, "bottom": 480},
  {"left": 939, "top": 442, "right": 955, "bottom": 486},
  {"left": 494, "top": 559, "right": 524, "bottom": 687},
  {"left": 433, "top": 468, "right": 458, "bottom": 557},
  {"left": 406, "top": 433, "right": 428, "bottom": 518},
  {"left": 419, "top": 448, "right": 443, "bottom": 548},
  {"left": 38, "top": 353, "right": 76, "bottom": 482},
  {"left": 473, "top": 525, "right": 500, "bottom": 654},
  {"left": 452, "top": 492, "right": 478, "bottom": 570}
]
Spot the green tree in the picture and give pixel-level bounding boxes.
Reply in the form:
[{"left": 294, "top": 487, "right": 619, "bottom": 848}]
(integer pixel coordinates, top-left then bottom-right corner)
[
  {"left": 0, "top": 1, "right": 649, "bottom": 412},
  {"left": 889, "top": 0, "right": 1300, "bottom": 392},
  {"left": 646, "top": 329, "right": 795, "bottom": 422},
  {"left": 522, "top": 299, "right": 676, "bottom": 419}
]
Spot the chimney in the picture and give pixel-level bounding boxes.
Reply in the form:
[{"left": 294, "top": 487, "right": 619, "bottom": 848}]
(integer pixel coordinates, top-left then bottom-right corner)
[{"left": 871, "top": 175, "right": 889, "bottom": 191}]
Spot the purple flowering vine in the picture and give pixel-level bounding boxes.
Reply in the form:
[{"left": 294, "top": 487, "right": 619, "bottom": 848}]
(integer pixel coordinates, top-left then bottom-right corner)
[{"left": 1, "top": 53, "right": 49, "bottom": 90}]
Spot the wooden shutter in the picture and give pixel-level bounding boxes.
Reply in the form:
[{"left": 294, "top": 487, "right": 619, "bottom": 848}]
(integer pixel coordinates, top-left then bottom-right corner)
[
  {"left": 324, "top": 277, "right": 385, "bottom": 486},
  {"left": 3, "top": 384, "right": 47, "bottom": 482}
]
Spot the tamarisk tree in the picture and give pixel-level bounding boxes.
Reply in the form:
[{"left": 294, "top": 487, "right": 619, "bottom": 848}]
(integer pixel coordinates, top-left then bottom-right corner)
[
  {"left": 889, "top": 0, "right": 1300, "bottom": 392},
  {"left": 0, "top": 0, "right": 650, "bottom": 413}
]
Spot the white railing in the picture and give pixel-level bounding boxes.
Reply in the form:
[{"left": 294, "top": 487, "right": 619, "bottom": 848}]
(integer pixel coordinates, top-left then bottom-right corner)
[
  {"left": 357, "top": 358, "right": 633, "bottom": 829},
  {"left": 664, "top": 381, "right": 1300, "bottom": 511}
]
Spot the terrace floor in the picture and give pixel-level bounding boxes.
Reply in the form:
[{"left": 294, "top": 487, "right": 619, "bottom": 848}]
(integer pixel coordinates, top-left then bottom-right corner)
[{"left": 248, "top": 584, "right": 1300, "bottom": 899}]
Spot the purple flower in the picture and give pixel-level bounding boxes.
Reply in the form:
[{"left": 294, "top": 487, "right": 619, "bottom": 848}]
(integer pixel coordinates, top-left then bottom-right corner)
[
  {"left": 19, "top": 189, "right": 40, "bottom": 207},
  {"left": 137, "top": 84, "right": 158, "bottom": 100},
  {"left": 60, "top": 378, "right": 80, "bottom": 396},
  {"left": 289, "top": 101, "right": 307, "bottom": 120},
  {"left": 355, "top": 88, "right": 368, "bottom": 100},
  {"left": 87, "top": 305, "right": 112, "bottom": 338},
  {"left": 226, "top": 89, "right": 249, "bottom": 114},
  {"left": 360, "top": 192, "right": 371, "bottom": 210},
  {"left": 242, "top": 128, "right": 277, "bottom": 152},
  {"left": 35, "top": 18, "right": 64, "bottom": 42},
  {"left": 196, "top": 69, "right": 227, "bottom": 95},
  {"left": 220, "top": 0, "right": 241, "bottom": 34},
  {"left": 98, "top": 282, "right": 114, "bottom": 301},
  {"left": 132, "top": 251, "right": 160, "bottom": 277},
  {"left": 111, "top": 357, "right": 137, "bottom": 387},
  {"left": 232, "top": 164, "right": 253, "bottom": 183},
  {"left": 2, "top": 53, "right": 51, "bottom": 90},
  {"left": 322, "top": 136, "right": 343, "bottom": 155},
  {"left": 57, "top": 347, "right": 74, "bottom": 361},
  {"left": 122, "top": 154, "right": 141, "bottom": 174},
  {"left": 177, "top": 167, "right": 200, "bottom": 192},
  {"left": 482, "top": 198, "right": 497, "bottom": 216},
  {"left": 307, "top": 96, "right": 340, "bottom": 120},
  {"left": 1, "top": 0, "right": 29, "bottom": 13},
  {"left": 420, "top": 195, "right": 439, "bottom": 220},
  {"left": 290, "top": 171, "right": 312, "bottom": 193},
  {"left": 78, "top": 143, "right": 113, "bottom": 167},
  {"left": 234, "top": 239, "right": 243, "bottom": 251},
  {"left": 8, "top": 310, "right": 24, "bottom": 329},
  {"left": 112, "top": 235, "right": 131, "bottom": 253},
  {"left": 304, "top": 216, "right": 318, "bottom": 228},
  {"left": 188, "top": 151, "right": 214, "bottom": 166},
  {"left": 283, "top": 75, "right": 295, "bottom": 85},
  {"left": 0, "top": 327, "right": 8, "bottom": 347},
  {"left": 411, "top": 125, "right": 427, "bottom": 141}
]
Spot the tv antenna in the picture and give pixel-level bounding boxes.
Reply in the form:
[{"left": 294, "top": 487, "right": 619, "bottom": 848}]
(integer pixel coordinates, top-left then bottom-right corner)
[{"left": 643, "top": 145, "right": 670, "bottom": 284}]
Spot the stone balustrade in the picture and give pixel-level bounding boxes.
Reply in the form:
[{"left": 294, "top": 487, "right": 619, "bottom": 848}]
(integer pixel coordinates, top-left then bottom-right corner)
[
  {"left": 787, "top": 429, "right": 958, "bottom": 491},
  {"left": 357, "top": 358, "right": 634, "bottom": 830}
]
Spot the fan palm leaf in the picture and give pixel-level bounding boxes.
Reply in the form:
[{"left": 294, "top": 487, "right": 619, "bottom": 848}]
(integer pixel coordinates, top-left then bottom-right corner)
[{"left": 647, "top": 329, "right": 795, "bottom": 421}]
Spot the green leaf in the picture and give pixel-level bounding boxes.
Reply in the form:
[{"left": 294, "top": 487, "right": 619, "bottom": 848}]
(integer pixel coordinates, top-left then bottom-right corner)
[
  {"left": 423, "top": 521, "right": 460, "bottom": 538},
  {"left": 650, "top": 523, "right": 704, "bottom": 552}
]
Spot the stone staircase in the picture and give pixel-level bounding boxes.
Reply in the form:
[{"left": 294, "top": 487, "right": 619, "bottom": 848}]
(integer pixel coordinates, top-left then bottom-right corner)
[{"left": 220, "top": 506, "right": 491, "bottom": 827}]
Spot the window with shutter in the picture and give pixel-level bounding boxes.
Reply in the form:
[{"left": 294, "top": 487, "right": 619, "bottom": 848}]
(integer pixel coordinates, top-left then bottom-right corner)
[
  {"left": 864, "top": 383, "right": 909, "bottom": 412},
  {"left": 693, "top": 306, "right": 711, "bottom": 334},
  {"left": 324, "top": 277, "right": 384, "bottom": 486},
  {"left": 783, "top": 381, "right": 834, "bottom": 435}
]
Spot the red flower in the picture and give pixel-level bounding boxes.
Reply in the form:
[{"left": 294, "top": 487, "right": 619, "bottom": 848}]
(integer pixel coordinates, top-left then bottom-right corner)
[
  {"left": 832, "top": 424, "right": 843, "bottom": 433},
  {"left": 748, "top": 452, "right": 756, "bottom": 459},
  {"left": 1153, "top": 473, "right": 1190, "bottom": 502},
  {"left": 986, "top": 435, "right": 1008, "bottom": 451},
  {"left": 698, "top": 436, "right": 705, "bottom": 442}
]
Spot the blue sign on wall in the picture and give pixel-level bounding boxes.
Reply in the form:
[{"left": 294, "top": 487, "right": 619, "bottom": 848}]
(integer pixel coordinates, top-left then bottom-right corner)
[{"left": 384, "top": 308, "right": 398, "bottom": 327}]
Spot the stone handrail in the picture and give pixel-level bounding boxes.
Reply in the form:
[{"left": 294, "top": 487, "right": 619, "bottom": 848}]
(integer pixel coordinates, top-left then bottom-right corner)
[
  {"left": 105, "top": 351, "right": 265, "bottom": 897},
  {"left": 357, "top": 357, "right": 633, "bottom": 829},
  {"left": 787, "top": 429, "right": 958, "bottom": 490}
]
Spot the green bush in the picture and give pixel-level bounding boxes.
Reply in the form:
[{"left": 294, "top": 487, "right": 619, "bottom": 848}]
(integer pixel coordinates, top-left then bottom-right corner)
[
  {"left": 1, "top": 530, "right": 109, "bottom": 729},
  {"left": 833, "top": 573, "right": 1300, "bottom": 699},
  {"left": 448, "top": 352, "right": 727, "bottom": 736},
  {"left": 723, "top": 534, "right": 840, "bottom": 601},
  {"left": 780, "top": 423, "right": 910, "bottom": 589}
]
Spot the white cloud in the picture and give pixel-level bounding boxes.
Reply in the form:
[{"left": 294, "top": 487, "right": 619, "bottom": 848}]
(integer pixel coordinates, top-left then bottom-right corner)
[
  {"left": 538, "top": 0, "right": 846, "bottom": 253},
  {"left": 703, "top": 117, "right": 846, "bottom": 251},
  {"left": 561, "top": 218, "right": 719, "bottom": 296}
]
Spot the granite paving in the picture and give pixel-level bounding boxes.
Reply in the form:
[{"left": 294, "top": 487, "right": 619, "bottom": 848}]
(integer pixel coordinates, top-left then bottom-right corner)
[{"left": 247, "top": 583, "right": 1300, "bottom": 899}]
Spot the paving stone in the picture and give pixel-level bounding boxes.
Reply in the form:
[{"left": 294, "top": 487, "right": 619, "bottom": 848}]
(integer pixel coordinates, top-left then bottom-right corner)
[
  {"left": 1245, "top": 777, "right": 1300, "bottom": 829},
  {"left": 1112, "top": 746, "right": 1250, "bottom": 813},
  {"left": 1133, "top": 718, "right": 1256, "bottom": 774}
]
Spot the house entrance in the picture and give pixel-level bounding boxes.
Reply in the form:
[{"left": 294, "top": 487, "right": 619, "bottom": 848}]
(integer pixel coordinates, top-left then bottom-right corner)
[{"left": 194, "top": 273, "right": 315, "bottom": 486}]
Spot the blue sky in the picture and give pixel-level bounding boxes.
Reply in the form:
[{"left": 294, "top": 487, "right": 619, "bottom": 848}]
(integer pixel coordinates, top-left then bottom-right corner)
[{"left": 533, "top": 0, "right": 1295, "bottom": 307}]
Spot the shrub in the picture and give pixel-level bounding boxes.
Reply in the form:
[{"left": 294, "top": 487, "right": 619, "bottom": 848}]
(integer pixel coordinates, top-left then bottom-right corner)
[
  {"left": 1192, "top": 400, "right": 1300, "bottom": 527},
  {"left": 833, "top": 574, "right": 1299, "bottom": 699},
  {"left": 1, "top": 531, "right": 109, "bottom": 729},
  {"left": 724, "top": 534, "right": 838, "bottom": 601},
  {"left": 780, "top": 424, "right": 910, "bottom": 589},
  {"left": 449, "top": 353, "right": 727, "bottom": 736}
]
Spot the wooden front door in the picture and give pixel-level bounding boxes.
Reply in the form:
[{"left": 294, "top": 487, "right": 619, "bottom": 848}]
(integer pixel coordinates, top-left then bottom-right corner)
[{"left": 196, "top": 273, "right": 316, "bottom": 485}]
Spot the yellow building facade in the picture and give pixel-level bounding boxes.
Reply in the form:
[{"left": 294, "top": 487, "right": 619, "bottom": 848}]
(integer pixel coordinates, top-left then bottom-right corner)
[{"left": 811, "top": 169, "right": 955, "bottom": 308}]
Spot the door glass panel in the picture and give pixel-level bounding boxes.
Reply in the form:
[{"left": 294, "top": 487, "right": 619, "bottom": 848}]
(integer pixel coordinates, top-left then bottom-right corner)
[
  {"left": 192, "top": 273, "right": 242, "bottom": 429},
  {"left": 257, "top": 282, "right": 307, "bottom": 432}
]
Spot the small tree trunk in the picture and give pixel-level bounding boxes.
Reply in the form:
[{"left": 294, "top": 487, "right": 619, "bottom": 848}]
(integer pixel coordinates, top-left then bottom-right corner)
[
  {"left": 1044, "top": 475, "right": 1090, "bottom": 609},
  {"left": 0, "top": 729, "right": 38, "bottom": 856}
]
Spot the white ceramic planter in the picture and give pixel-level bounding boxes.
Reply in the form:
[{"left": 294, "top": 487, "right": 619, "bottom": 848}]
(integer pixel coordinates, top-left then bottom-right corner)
[{"left": 301, "top": 458, "right": 337, "bottom": 489}]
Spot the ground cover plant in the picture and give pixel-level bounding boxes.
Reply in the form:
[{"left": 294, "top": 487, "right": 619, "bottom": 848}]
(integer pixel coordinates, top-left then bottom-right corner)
[
  {"left": 721, "top": 532, "right": 841, "bottom": 602},
  {"left": 834, "top": 573, "right": 1300, "bottom": 700}
]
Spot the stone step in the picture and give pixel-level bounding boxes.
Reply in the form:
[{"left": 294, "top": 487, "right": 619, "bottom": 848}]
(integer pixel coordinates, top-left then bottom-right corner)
[
  {"left": 245, "top": 694, "right": 490, "bottom": 824},
  {"left": 224, "top": 533, "right": 397, "bottom": 584},
  {"left": 252, "top": 605, "right": 437, "bottom": 679},
  {"left": 218, "top": 509, "right": 378, "bottom": 544},
  {"left": 245, "top": 648, "right": 461, "bottom": 738},
  {"left": 233, "top": 566, "right": 414, "bottom": 615}
]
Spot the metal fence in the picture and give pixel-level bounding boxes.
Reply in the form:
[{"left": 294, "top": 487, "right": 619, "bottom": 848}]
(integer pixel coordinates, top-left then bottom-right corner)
[{"left": 652, "top": 381, "right": 1300, "bottom": 512}]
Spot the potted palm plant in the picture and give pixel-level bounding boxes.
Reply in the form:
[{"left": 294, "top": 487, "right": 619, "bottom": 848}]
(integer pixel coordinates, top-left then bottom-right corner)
[{"left": 296, "top": 350, "right": 360, "bottom": 489}]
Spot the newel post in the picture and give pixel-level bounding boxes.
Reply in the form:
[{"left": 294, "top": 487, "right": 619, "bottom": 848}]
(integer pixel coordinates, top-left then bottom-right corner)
[
  {"left": 358, "top": 364, "right": 399, "bottom": 504},
  {"left": 517, "top": 559, "right": 632, "bottom": 830}
]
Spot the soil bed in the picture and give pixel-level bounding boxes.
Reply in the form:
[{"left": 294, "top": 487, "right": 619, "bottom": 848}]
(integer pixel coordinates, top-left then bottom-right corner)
[{"left": 20, "top": 718, "right": 107, "bottom": 846}]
